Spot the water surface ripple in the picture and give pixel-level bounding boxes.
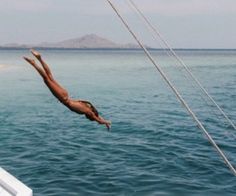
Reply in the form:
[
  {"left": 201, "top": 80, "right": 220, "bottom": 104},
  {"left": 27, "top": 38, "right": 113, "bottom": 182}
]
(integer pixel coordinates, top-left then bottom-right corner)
[{"left": 0, "top": 49, "right": 236, "bottom": 195}]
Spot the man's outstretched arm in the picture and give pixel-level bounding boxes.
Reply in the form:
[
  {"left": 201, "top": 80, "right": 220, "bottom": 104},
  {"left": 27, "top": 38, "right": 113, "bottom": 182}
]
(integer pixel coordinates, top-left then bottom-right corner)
[{"left": 87, "top": 111, "right": 111, "bottom": 130}]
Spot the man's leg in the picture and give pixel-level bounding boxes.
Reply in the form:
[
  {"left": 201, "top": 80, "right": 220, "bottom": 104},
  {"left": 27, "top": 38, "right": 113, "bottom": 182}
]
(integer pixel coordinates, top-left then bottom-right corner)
[
  {"left": 23, "top": 57, "right": 48, "bottom": 81},
  {"left": 30, "top": 49, "right": 66, "bottom": 91},
  {"left": 31, "top": 49, "right": 54, "bottom": 81},
  {"left": 24, "top": 56, "right": 70, "bottom": 104}
]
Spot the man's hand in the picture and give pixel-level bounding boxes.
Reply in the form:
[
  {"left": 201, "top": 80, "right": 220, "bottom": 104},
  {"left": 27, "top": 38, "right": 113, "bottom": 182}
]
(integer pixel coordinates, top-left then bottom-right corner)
[{"left": 105, "top": 121, "right": 111, "bottom": 131}]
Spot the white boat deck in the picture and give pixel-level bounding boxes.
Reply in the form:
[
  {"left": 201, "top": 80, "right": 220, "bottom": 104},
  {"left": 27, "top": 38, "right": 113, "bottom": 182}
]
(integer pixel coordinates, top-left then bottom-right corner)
[{"left": 0, "top": 167, "right": 32, "bottom": 196}]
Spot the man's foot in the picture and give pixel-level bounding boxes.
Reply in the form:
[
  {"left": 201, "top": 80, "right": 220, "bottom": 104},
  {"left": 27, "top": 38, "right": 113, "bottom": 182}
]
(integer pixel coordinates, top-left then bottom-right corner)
[
  {"left": 23, "top": 56, "right": 36, "bottom": 66},
  {"left": 30, "top": 49, "right": 41, "bottom": 60}
]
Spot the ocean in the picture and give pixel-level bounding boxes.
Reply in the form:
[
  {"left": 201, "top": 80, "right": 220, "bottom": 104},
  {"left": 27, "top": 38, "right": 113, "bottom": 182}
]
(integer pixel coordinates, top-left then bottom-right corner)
[{"left": 0, "top": 49, "right": 236, "bottom": 195}]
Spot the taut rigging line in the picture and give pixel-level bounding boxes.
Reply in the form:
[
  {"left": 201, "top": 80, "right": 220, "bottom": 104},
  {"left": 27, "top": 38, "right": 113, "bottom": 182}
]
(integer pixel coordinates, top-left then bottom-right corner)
[
  {"left": 126, "top": 0, "right": 236, "bottom": 131},
  {"left": 105, "top": 0, "right": 236, "bottom": 176}
]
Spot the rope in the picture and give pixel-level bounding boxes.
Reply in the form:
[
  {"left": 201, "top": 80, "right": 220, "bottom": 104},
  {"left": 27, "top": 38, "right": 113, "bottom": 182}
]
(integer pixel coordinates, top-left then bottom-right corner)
[
  {"left": 125, "top": 0, "right": 236, "bottom": 140},
  {"left": 126, "top": 0, "right": 236, "bottom": 139},
  {"left": 106, "top": 0, "right": 236, "bottom": 176},
  {"left": 126, "top": 0, "right": 236, "bottom": 131}
]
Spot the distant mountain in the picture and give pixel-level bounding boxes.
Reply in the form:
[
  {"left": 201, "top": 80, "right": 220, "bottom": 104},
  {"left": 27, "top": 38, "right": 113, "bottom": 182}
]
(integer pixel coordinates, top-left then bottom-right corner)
[
  {"left": 1, "top": 34, "right": 144, "bottom": 49},
  {"left": 3, "top": 43, "right": 29, "bottom": 48}
]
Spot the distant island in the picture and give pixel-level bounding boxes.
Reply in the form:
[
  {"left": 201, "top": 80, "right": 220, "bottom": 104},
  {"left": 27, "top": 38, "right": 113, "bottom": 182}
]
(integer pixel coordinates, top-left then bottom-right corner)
[{"left": 0, "top": 34, "right": 145, "bottom": 49}]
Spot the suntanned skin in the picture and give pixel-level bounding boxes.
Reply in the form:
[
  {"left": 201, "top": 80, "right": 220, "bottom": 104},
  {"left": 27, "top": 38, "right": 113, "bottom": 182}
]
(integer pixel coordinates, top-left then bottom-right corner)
[{"left": 23, "top": 49, "right": 111, "bottom": 130}]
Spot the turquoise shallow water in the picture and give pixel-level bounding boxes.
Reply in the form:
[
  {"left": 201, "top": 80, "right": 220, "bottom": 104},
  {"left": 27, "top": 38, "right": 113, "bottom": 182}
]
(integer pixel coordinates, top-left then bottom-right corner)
[{"left": 0, "top": 49, "right": 236, "bottom": 195}]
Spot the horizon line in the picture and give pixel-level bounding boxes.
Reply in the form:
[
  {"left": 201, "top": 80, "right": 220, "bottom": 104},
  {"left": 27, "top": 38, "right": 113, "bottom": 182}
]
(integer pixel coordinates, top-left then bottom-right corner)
[{"left": 1, "top": 47, "right": 236, "bottom": 50}]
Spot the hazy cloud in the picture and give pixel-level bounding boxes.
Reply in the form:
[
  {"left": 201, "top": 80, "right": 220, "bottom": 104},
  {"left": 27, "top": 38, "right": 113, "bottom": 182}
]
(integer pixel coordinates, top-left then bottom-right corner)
[
  {"left": 0, "top": 0, "right": 235, "bottom": 48},
  {"left": 1, "top": 0, "right": 236, "bottom": 15},
  {"left": 0, "top": 0, "right": 110, "bottom": 14},
  {"left": 126, "top": 0, "right": 236, "bottom": 15},
  {"left": 0, "top": 0, "right": 52, "bottom": 12}
]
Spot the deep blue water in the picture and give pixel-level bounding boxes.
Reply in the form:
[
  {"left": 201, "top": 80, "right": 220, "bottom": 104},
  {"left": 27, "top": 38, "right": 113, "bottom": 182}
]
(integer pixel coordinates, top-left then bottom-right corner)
[{"left": 0, "top": 49, "right": 236, "bottom": 195}]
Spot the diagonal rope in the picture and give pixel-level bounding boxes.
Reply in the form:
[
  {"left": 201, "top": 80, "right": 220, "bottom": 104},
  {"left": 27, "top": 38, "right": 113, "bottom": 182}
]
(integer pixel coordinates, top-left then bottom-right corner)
[
  {"left": 125, "top": 0, "right": 236, "bottom": 140},
  {"left": 126, "top": 0, "right": 236, "bottom": 131},
  {"left": 106, "top": 0, "right": 236, "bottom": 176}
]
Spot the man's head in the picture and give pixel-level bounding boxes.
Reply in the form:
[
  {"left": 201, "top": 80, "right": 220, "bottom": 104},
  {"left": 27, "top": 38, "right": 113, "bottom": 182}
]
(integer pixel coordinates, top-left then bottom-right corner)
[{"left": 81, "top": 101, "right": 99, "bottom": 121}]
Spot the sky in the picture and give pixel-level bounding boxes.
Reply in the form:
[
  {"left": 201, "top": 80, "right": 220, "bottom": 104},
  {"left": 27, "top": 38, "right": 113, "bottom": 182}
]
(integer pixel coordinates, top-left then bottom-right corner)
[{"left": 0, "top": 0, "right": 236, "bottom": 48}]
